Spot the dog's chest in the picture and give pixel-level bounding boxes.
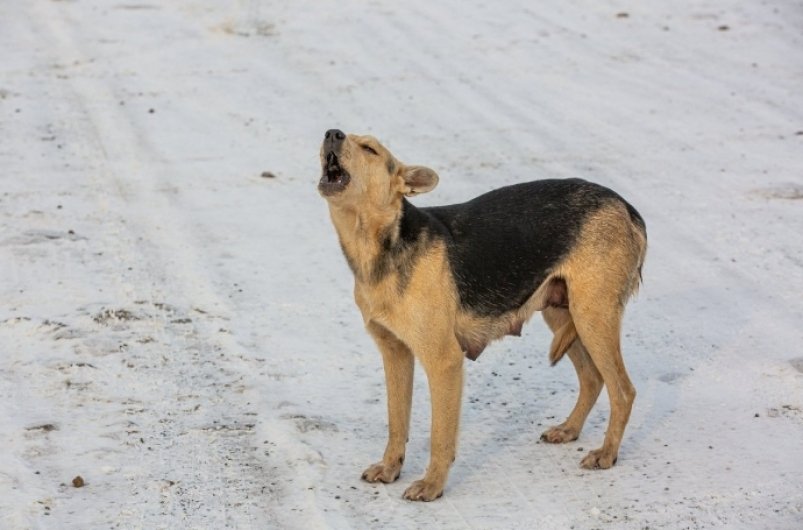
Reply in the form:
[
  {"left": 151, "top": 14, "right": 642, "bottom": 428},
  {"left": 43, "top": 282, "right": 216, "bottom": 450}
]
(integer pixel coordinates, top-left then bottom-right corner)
[
  {"left": 353, "top": 245, "right": 454, "bottom": 336},
  {"left": 354, "top": 281, "right": 395, "bottom": 321}
]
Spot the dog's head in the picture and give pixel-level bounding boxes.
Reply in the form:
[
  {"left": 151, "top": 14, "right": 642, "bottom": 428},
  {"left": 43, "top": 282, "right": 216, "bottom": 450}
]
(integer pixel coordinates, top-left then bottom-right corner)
[{"left": 318, "top": 129, "right": 439, "bottom": 208}]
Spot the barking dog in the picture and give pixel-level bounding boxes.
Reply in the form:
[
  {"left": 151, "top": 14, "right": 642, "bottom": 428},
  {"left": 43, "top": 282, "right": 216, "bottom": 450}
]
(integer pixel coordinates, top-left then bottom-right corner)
[{"left": 318, "top": 129, "right": 647, "bottom": 501}]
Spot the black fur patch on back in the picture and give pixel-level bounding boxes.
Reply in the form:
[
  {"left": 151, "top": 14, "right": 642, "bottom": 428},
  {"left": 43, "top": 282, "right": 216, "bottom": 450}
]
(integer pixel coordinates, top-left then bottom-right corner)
[{"left": 422, "top": 178, "right": 641, "bottom": 316}]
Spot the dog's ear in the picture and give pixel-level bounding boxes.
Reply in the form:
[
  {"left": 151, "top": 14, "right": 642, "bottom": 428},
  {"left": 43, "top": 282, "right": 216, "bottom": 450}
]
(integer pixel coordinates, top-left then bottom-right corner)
[{"left": 401, "top": 165, "right": 439, "bottom": 196}]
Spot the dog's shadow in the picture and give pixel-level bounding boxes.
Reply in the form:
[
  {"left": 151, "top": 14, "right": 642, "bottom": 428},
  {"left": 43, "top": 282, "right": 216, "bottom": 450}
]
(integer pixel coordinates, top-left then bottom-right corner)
[
  {"left": 449, "top": 327, "right": 582, "bottom": 486},
  {"left": 447, "top": 318, "right": 687, "bottom": 488}
]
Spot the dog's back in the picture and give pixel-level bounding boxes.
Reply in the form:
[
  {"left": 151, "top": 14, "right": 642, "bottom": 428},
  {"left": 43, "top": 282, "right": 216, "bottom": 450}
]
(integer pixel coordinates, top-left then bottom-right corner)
[{"left": 423, "top": 178, "right": 646, "bottom": 317}]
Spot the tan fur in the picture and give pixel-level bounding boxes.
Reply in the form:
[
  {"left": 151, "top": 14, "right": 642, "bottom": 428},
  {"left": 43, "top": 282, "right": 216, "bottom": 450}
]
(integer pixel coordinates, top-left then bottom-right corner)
[
  {"left": 540, "top": 202, "right": 646, "bottom": 468},
  {"left": 549, "top": 319, "right": 577, "bottom": 366},
  {"left": 320, "top": 132, "right": 647, "bottom": 500}
]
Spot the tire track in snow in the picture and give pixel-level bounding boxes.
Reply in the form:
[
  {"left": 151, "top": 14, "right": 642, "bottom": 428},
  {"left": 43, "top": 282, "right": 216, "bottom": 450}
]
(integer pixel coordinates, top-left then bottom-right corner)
[{"left": 16, "top": 2, "right": 279, "bottom": 527}]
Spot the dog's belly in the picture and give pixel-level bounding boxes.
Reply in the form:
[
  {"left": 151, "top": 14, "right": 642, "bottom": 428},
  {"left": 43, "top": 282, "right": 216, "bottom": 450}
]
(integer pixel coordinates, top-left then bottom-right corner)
[{"left": 454, "top": 277, "right": 568, "bottom": 360}]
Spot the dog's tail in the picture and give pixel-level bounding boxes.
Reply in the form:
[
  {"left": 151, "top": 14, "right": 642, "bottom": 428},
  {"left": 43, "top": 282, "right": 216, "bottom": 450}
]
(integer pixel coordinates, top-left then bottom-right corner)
[{"left": 549, "top": 318, "right": 577, "bottom": 366}]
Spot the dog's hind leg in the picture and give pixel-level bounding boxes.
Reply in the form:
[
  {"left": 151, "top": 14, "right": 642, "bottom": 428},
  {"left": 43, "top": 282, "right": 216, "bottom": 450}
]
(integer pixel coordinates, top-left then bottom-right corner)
[
  {"left": 402, "top": 335, "right": 464, "bottom": 501},
  {"left": 540, "top": 307, "right": 603, "bottom": 444},
  {"left": 362, "top": 323, "right": 414, "bottom": 484},
  {"left": 569, "top": 294, "right": 635, "bottom": 469}
]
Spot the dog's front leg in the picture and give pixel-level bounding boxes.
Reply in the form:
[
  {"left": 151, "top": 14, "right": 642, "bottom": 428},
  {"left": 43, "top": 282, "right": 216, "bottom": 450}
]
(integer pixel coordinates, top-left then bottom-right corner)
[
  {"left": 403, "top": 338, "right": 464, "bottom": 501},
  {"left": 362, "top": 323, "right": 414, "bottom": 484}
]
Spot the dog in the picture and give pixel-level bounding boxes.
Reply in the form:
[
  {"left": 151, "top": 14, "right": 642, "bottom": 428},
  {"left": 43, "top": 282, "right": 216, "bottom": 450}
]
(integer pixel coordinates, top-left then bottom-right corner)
[{"left": 318, "top": 129, "right": 647, "bottom": 501}]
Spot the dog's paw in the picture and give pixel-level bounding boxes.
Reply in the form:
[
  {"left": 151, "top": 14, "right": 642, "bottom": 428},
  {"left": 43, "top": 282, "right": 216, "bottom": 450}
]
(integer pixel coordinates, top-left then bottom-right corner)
[
  {"left": 361, "top": 461, "right": 402, "bottom": 483},
  {"left": 402, "top": 479, "right": 443, "bottom": 502},
  {"left": 540, "top": 424, "right": 579, "bottom": 444},
  {"left": 580, "top": 448, "right": 618, "bottom": 470}
]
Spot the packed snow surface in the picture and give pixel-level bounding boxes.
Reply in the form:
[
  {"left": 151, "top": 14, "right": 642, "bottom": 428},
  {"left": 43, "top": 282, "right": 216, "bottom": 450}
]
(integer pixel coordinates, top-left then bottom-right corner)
[{"left": 1, "top": 1, "right": 802, "bottom": 528}]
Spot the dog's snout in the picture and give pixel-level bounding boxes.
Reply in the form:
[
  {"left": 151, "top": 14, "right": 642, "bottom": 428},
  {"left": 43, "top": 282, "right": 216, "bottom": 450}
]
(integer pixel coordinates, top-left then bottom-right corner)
[
  {"left": 324, "top": 129, "right": 346, "bottom": 154},
  {"left": 325, "top": 129, "right": 346, "bottom": 142}
]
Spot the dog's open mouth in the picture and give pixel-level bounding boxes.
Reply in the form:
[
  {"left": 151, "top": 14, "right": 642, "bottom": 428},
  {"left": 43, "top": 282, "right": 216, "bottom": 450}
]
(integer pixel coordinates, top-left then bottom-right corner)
[{"left": 318, "top": 152, "right": 351, "bottom": 196}]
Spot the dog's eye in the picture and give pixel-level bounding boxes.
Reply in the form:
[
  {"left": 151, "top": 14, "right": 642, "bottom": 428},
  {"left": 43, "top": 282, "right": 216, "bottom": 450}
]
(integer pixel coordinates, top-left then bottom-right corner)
[{"left": 361, "top": 144, "right": 378, "bottom": 155}]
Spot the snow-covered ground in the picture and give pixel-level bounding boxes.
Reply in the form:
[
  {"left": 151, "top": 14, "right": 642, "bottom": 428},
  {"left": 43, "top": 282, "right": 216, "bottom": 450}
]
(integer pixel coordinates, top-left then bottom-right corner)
[{"left": 1, "top": 0, "right": 802, "bottom": 528}]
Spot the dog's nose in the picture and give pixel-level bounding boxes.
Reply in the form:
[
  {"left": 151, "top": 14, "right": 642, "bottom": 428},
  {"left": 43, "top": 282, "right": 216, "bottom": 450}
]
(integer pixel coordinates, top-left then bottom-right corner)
[
  {"left": 325, "top": 129, "right": 346, "bottom": 141},
  {"left": 324, "top": 129, "right": 346, "bottom": 152}
]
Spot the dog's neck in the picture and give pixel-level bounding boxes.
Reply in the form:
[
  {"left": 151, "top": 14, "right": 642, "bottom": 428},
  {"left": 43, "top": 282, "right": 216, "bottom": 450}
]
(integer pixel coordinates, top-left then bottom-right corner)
[{"left": 327, "top": 198, "right": 405, "bottom": 284}]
